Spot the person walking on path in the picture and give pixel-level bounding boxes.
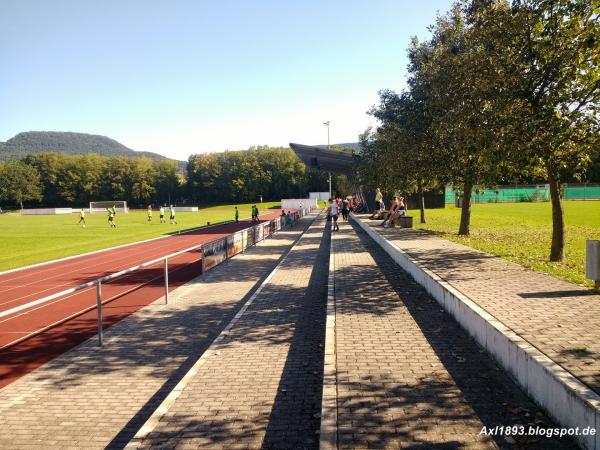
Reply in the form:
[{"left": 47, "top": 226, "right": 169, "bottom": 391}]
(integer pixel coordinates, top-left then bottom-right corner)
[
  {"left": 147, "top": 205, "right": 153, "bottom": 223},
  {"left": 107, "top": 207, "right": 116, "bottom": 228},
  {"left": 77, "top": 208, "right": 86, "bottom": 228},
  {"left": 342, "top": 197, "right": 349, "bottom": 221},
  {"left": 159, "top": 206, "right": 166, "bottom": 223},
  {"left": 280, "top": 210, "right": 287, "bottom": 228},
  {"left": 234, "top": 206, "right": 239, "bottom": 223},
  {"left": 329, "top": 199, "right": 339, "bottom": 232},
  {"left": 169, "top": 205, "right": 177, "bottom": 224}
]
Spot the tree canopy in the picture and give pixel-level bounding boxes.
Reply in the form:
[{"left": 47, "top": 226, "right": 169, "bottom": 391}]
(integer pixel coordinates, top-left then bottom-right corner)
[{"left": 359, "top": 0, "right": 599, "bottom": 261}]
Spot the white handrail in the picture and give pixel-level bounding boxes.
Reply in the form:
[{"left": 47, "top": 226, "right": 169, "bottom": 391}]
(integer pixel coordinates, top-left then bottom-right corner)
[
  {"left": 0, "top": 240, "right": 206, "bottom": 320},
  {"left": 1, "top": 212, "right": 303, "bottom": 346}
]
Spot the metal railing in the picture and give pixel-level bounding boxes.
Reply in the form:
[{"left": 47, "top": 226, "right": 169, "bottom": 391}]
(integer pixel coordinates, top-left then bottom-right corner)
[{"left": 2, "top": 209, "right": 311, "bottom": 347}]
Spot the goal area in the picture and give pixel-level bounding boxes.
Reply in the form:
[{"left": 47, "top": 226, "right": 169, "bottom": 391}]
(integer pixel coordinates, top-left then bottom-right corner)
[{"left": 89, "top": 201, "right": 129, "bottom": 213}]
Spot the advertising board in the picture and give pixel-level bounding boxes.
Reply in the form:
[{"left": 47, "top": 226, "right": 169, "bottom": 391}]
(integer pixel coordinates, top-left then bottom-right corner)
[
  {"left": 227, "top": 231, "right": 244, "bottom": 258},
  {"left": 203, "top": 238, "right": 227, "bottom": 271}
]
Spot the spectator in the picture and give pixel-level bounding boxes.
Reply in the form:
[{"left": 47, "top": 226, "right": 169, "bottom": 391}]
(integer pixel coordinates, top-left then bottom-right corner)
[
  {"left": 382, "top": 196, "right": 407, "bottom": 228},
  {"left": 370, "top": 188, "right": 383, "bottom": 219},
  {"left": 342, "top": 198, "right": 349, "bottom": 221},
  {"left": 329, "top": 198, "right": 340, "bottom": 232},
  {"left": 280, "top": 209, "right": 286, "bottom": 227},
  {"left": 381, "top": 196, "right": 400, "bottom": 227}
]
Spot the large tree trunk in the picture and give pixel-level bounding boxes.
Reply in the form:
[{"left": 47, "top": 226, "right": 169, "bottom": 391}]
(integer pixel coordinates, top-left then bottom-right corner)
[
  {"left": 418, "top": 182, "right": 426, "bottom": 224},
  {"left": 458, "top": 180, "right": 473, "bottom": 235},
  {"left": 547, "top": 163, "right": 565, "bottom": 261}
]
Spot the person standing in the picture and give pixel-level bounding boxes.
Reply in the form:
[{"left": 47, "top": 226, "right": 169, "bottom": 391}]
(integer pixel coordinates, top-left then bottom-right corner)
[
  {"left": 342, "top": 198, "right": 349, "bottom": 221},
  {"left": 370, "top": 188, "right": 383, "bottom": 219},
  {"left": 280, "top": 210, "right": 286, "bottom": 228},
  {"left": 329, "top": 199, "right": 339, "bottom": 232},
  {"left": 234, "top": 206, "right": 239, "bottom": 223},
  {"left": 159, "top": 205, "right": 166, "bottom": 223},
  {"left": 107, "top": 207, "right": 116, "bottom": 228},
  {"left": 77, "top": 208, "right": 86, "bottom": 228},
  {"left": 169, "top": 205, "right": 177, "bottom": 224},
  {"left": 147, "top": 205, "right": 153, "bottom": 223},
  {"left": 111, "top": 204, "right": 117, "bottom": 217}
]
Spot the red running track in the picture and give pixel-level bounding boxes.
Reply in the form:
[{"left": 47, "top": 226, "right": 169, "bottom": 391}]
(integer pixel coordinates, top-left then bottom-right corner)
[{"left": 0, "top": 212, "right": 282, "bottom": 389}]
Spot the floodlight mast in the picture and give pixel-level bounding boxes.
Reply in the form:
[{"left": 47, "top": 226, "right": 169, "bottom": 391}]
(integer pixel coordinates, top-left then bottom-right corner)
[{"left": 323, "top": 121, "right": 332, "bottom": 199}]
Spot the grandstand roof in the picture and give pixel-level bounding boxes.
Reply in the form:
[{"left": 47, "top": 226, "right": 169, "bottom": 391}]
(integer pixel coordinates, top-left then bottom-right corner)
[{"left": 289, "top": 143, "right": 356, "bottom": 174}]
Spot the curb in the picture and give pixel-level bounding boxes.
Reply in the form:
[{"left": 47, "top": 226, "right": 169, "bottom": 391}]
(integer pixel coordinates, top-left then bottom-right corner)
[
  {"left": 352, "top": 213, "right": 600, "bottom": 450},
  {"left": 319, "top": 223, "right": 337, "bottom": 450},
  {"left": 125, "top": 212, "right": 323, "bottom": 448}
]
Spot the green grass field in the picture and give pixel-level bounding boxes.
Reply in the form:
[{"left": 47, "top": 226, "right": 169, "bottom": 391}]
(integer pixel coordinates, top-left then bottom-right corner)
[
  {"left": 0, "top": 202, "right": 281, "bottom": 271},
  {"left": 410, "top": 201, "right": 600, "bottom": 288}
]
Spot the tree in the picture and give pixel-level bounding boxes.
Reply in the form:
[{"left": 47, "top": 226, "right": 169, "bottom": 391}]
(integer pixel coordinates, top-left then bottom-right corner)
[
  {"left": 130, "top": 157, "right": 157, "bottom": 205},
  {"left": 0, "top": 160, "right": 43, "bottom": 209},
  {"left": 367, "top": 90, "right": 440, "bottom": 223},
  {"left": 491, "top": 0, "right": 600, "bottom": 261},
  {"left": 408, "top": 5, "right": 520, "bottom": 234},
  {"left": 153, "top": 159, "right": 180, "bottom": 204}
]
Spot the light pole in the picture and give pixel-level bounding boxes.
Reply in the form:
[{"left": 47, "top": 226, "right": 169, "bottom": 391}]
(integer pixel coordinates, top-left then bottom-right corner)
[{"left": 323, "top": 121, "right": 332, "bottom": 199}]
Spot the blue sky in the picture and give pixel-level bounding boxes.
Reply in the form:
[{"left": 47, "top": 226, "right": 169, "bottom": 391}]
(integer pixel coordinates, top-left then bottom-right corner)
[{"left": 0, "top": 0, "right": 454, "bottom": 160}]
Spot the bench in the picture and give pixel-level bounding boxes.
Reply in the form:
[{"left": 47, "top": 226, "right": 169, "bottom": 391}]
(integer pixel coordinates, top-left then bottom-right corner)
[{"left": 392, "top": 215, "right": 413, "bottom": 228}]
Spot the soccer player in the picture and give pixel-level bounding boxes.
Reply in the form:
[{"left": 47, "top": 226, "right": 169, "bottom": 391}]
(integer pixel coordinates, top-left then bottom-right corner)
[
  {"left": 77, "top": 208, "right": 86, "bottom": 228},
  {"left": 107, "top": 207, "right": 116, "bottom": 228},
  {"left": 169, "top": 205, "right": 177, "bottom": 224},
  {"left": 111, "top": 204, "right": 117, "bottom": 217},
  {"left": 234, "top": 206, "right": 239, "bottom": 223},
  {"left": 147, "top": 205, "right": 153, "bottom": 223},
  {"left": 159, "top": 205, "right": 165, "bottom": 223}
]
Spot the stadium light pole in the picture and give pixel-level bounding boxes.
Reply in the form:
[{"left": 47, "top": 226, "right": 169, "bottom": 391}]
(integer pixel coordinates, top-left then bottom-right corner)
[{"left": 323, "top": 121, "right": 331, "bottom": 199}]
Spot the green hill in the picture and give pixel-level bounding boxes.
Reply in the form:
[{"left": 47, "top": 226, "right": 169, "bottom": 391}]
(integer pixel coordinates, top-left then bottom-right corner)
[{"left": 0, "top": 131, "right": 177, "bottom": 163}]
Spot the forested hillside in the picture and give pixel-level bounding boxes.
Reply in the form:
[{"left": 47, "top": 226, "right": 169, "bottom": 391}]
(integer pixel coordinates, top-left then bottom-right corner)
[{"left": 0, "top": 131, "right": 174, "bottom": 162}]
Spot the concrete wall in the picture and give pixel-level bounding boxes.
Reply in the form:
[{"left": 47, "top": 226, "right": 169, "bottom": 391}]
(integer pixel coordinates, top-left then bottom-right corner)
[
  {"left": 281, "top": 198, "right": 318, "bottom": 210},
  {"left": 21, "top": 208, "right": 73, "bottom": 215},
  {"left": 310, "top": 192, "right": 330, "bottom": 201},
  {"left": 353, "top": 214, "right": 600, "bottom": 450}
]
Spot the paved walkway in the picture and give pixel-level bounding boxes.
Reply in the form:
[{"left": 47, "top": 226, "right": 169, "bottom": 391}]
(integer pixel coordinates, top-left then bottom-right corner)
[
  {"left": 357, "top": 215, "right": 600, "bottom": 396},
  {"left": 0, "top": 215, "right": 314, "bottom": 450},
  {"left": 331, "top": 220, "right": 574, "bottom": 449},
  {"left": 131, "top": 214, "right": 329, "bottom": 449}
]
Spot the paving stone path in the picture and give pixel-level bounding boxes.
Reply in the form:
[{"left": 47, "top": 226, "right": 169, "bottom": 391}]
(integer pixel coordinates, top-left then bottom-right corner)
[
  {"left": 332, "top": 219, "right": 575, "bottom": 449},
  {"left": 132, "top": 214, "right": 329, "bottom": 449},
  {"left": 0, "top": 217, "right": 312, "bottom": 450},
  {"left": 358, "top": 215, "right": 600, "bottom": 396}
]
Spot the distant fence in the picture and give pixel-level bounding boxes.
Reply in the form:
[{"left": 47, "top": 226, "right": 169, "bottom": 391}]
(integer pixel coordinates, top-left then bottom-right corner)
[{"left": 445, "top": 184, "right": 600, "bottom": 204}]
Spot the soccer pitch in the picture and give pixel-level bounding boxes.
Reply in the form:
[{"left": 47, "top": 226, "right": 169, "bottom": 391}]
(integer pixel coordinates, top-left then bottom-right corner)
[
  {"left": 412, "top": 201, "right": 600, "bottom": 288},
  {"left": 0, "top": 202, "right": 281, "bottom": 271}
]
